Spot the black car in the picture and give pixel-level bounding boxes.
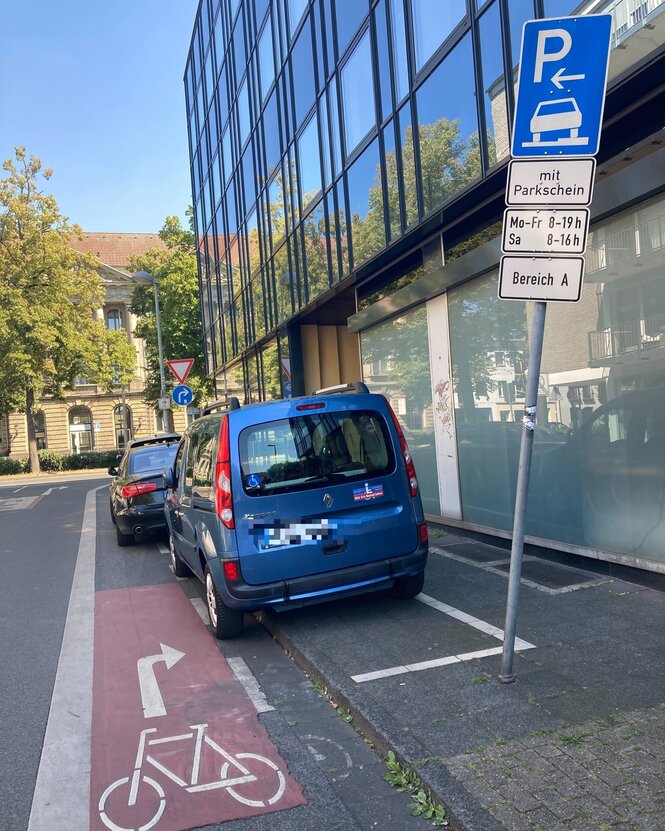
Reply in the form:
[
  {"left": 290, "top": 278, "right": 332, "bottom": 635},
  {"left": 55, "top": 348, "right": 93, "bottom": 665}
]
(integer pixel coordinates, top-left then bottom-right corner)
[{"left": 108, "top": 434, "right": 181, "bottom": 546}]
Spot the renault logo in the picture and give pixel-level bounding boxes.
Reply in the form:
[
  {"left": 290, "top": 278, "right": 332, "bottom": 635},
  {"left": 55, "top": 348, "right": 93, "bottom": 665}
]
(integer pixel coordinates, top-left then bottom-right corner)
[{"left": 323, "top": 493, "right": 333, "bottom": 508}]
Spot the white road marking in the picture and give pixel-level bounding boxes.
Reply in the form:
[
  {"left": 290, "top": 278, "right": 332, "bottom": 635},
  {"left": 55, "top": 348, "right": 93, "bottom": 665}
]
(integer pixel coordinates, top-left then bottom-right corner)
[
  {"left": 13, "top": 485, "right": 27, "bottom": 492},
  {"left": 227, "top": 657, "right": 275, "bottom": 713},
  {"left": 0, "top": 495, "right": 42, "bottom": 512},
  {"left": 156, "top": 543, "right": 169, "bottom": 555},
  {"left": 191, "top": 597, "right": 210, "bottom": 622},
  {"left": 137, "top": 644, "right": 186, "bottom": 718},
  {"left": 28, "top": 486, "right": 105, "bottom": 831},
  {"left": 350, "top": 595, "right": 536, "bottom": 684}
]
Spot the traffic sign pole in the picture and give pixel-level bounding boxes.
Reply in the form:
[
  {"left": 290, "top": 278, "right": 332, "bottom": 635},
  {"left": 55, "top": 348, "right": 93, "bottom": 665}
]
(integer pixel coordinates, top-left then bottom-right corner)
[{"left": 498, "top": 14, "right": 612, "bottom": 684}]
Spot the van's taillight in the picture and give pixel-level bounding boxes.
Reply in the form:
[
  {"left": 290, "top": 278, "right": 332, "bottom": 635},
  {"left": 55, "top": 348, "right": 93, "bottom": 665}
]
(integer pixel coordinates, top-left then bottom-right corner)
[
  {"left": 214, "top": 415, "right": 234, "bottom": 529},
  {"left": 122, "top": 482, "right": 158, "bottom": 499},
  {"left": 385, "top": 399, "right": 419, "bottom": 497},
  {"left": 419, "top": 522, "right": 428, "bottom": 543},
  {"left": 223, "top": 561, "right": 239, "bottom": 581}
]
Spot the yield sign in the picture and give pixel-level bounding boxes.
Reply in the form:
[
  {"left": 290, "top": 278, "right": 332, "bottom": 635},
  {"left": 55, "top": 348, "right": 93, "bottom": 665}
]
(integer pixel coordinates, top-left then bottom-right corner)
[{"left": 166, "top": 358, "right": 194, "bottom": 384}]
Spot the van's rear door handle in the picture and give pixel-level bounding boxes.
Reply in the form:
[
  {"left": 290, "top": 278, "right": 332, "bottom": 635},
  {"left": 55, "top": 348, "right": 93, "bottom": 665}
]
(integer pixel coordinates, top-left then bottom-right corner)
[{"left": 323, "top": 542, "right": 348, "bottom": 555}]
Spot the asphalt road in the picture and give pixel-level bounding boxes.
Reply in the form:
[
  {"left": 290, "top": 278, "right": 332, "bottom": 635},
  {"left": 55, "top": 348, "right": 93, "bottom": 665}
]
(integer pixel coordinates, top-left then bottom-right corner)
[{"left": 0, "top": 476, "right": 425, "bottom": 831}]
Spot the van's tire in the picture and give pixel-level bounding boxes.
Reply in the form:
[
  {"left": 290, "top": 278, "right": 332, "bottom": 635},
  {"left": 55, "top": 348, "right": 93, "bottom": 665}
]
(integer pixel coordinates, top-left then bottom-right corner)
[
  {"left": 116, "top": 525, "right": 134, "bottom": 547},
  {"left": 110, "top": 498, "right": 117, "bottom": 525},
  {"left": 205, "top": 567, "right": 244, "bottom": 639},
  {"left": 391, "top": 571, "right": 425, "bottom": 599},
  {"left": 169, "top": 533, "right": 191, "bottom": 578}
]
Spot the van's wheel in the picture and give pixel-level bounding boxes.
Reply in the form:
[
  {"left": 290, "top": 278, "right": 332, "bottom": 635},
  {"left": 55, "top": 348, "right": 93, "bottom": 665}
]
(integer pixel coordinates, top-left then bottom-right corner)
[
  {"left": 116, "top": 525, "right": 134, "bottom": 547},
  {"left": 391, "top": 571, "right": 425, "bottom": 599},
  {"left": 205, "top": 567, "right": 243, "bottom": 639},
  {"left": 169, "top": 534, "right": 191, "bottom": 577},
  {"left": 109, "top": 498, "right": 117, "bottom": 525}
]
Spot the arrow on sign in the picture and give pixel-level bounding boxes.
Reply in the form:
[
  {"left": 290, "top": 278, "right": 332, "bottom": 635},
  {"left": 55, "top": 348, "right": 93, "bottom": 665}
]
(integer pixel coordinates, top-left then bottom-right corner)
[
  {"left": 166, "top": 358, "right": 194, "bottom": 384},
  {"left": 551, "top": 67, "right": 585, "bottom": 89},
  {"left": 137, "top": 643, "right": 185, "bottom": 718}
]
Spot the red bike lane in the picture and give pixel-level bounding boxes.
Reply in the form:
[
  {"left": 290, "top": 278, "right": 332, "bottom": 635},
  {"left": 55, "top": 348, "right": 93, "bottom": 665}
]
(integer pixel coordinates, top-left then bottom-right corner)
[{"left": 90, "top": 583, "right": 305, "bottom": 831}]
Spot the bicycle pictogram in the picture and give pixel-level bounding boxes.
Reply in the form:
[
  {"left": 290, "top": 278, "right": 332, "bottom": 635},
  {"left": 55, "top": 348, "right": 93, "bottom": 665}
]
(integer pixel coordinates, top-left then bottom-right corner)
[{"left": 98, "top": 722, "right": 287, "bottom": 831}]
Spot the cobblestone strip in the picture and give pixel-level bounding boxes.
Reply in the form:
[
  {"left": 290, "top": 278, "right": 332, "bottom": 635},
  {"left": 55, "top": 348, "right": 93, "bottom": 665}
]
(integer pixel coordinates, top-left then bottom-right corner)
[{"left": 446, "top": 704, "right": 665, "bottom": 831}]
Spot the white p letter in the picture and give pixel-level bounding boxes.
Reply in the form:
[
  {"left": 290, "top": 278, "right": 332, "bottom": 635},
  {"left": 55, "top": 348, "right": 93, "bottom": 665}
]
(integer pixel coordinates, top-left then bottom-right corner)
[{"left": 534, "top": 28, "right": 572, "bottom": 83}]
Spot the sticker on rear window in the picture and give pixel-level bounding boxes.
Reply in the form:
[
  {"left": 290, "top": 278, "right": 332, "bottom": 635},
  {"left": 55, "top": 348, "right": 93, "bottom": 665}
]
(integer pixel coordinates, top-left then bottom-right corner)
[
  {"left": 250, "top": 519, "right": 336, "bottom": 550},
  {"left": 246, "top": 473, "right": 262, "bottom": 489},
  {"left": 353, "top": 483, "right": 384, "bottom": 502}
]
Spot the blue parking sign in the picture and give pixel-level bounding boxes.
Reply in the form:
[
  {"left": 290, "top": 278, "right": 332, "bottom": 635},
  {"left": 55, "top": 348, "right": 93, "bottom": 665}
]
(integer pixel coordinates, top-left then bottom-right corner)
[{"left": 511, "top": 15, "right": 612, "bottom": 158}]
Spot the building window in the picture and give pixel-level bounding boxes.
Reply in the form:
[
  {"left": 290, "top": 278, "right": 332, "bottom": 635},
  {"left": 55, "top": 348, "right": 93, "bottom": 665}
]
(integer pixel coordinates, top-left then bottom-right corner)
[
  {"left": 297, "top": 114, "right": 322, "bottom": 210},
  {"left": 106, "top": 309, "right": 124, "bottom": 330},
  {"left": 114, "top": 404, "right": 132, "bottom": 449},
  {"left": 411, "top": 0, "right": 467, "bottom": 73},
  {"left": 34, "top": 410, "right": 47, "bottom": 450},
  {"left": 68, "top": 406, "right": 93, "bottom": 454},
  {"left": 341, "top": 30, "right": 375, "bottom": 156}
]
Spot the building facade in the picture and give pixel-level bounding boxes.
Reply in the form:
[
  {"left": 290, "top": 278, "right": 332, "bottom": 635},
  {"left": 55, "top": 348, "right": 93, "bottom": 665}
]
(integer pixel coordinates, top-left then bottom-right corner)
[
  {"left": 184, "top": 0, "right": 665, "bottom": 574},
  {"left": 1, "top": 233, "right": 189, "bottom": 458}
]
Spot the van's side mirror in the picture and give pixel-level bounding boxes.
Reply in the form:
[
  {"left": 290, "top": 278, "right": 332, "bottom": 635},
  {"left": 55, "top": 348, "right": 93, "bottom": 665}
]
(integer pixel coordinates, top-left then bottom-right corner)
[
  {"left": 107, "top": 466, "right": 118, "bottom": 476},
  {"left": 163, "top": 467, "right": 175, "bottom": 489}
]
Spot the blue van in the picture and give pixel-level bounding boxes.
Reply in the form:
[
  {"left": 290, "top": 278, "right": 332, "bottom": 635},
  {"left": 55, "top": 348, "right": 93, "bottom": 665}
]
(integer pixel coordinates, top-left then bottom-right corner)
[{"left": 164, "top": 383, "right": 428, "bottom": 638}]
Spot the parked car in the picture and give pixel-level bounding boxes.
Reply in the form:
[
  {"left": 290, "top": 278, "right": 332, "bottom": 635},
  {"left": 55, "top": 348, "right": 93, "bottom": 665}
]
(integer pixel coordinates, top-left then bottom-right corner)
[
  {"left": 164, "top": 383, "right": 429, "bottom": 639},
  {"left": 108, "top": 433, "right": 181, "bottom": 547}
]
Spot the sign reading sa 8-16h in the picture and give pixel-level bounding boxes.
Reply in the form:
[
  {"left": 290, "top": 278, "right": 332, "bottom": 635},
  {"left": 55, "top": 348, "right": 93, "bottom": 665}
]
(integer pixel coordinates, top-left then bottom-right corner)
[{"left": 511, "top": 15, "right": 612, "bottom": 158}]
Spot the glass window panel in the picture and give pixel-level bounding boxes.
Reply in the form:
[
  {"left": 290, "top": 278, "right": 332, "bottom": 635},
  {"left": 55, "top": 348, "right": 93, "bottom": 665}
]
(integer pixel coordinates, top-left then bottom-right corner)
[
  {"left": 263, "top": 88, "right": 281, "bottom": 177},
  {"left": 288, "top": 232, "right": 303, "bottom": 309},
  {"left": 226, "top": 180, "right": 238, "bottom": 237},
  {"left": 233, "top": 15, "right": 246, "bottom": 77},
  {"left": 320, "top": 96, "right": 331, "bottom": 187},
  {"left": 230, "top": 0, "right": 241, "bottom": 21},
  {"left": 222, "top": 125, "right": 232, "bottom": 182},
  {"left": 382, "top": 120, "right": 400, "bottom": 241},
  {"left": 236, "top": 293, "right": 246, "bottom": 352},
  {"left": 255, "top": 0, "right": 269, "bottom": 26},
  {"left": 252, "top": 275, "right": 268, "bottom": 339},
  {"left": 247, "top": 208, "right": 261, "bottom": 275},
  {"left": 237, "top": 77, "right": 250, "bottom": 146},
  {"left": 507, "top": 1, "right": 535, "bottom": 77},
  {"left": 273, "top": 242, "right": 293, "bottom": 323},
  {"left": 415, "top": 33, "right": 480, "bottom": 215},
  {"left": 479, "top": 1, "right": 509, "bottom": 167},
  {"left": 313, "top": 0, "right": 325, "bottom": 90},
  {"left": 347, "top": 136, "right": 384, "bottom": 267},
  {"left": 297, "top": 114, "right": 322, "bottom": 210},
  {"left": 411, "top": 0, "right": 466, "bottom": 73},
  {"left": 278, "top": 333, "right": 292, "bottom": 398},
  {"left": 335, "top": 180, "right": 349, "bottom": 276},
  {"left": 204, "top": 48, "right": 215, "bottom": 103},
  {"left": 212, "top": 152, "right": 221, "bottom": 210},
  {"left": 325, "top": 190, "right": 339, "bottom": 283},
  {"left": 389, "top": 0, "right": 409, "bottom": 103},
  {"left": 288, "top": 0, "right": 308, "bottom": 36},
  {"left": 398, "top": 103, "right": 417, "bottom": 228},
  {"left": 323, "top": 0, "right": 335, "bottom": 74},
  {"left": 258, "top": 15, "right": 275, "bottom": 101},
  {"left": 341, "top": 30, "right": 375, "bottom": 155},
  {"left": 269, "top": 174, "right": 287, "bottom": 244},
  {"left": 218, "top": 60, "right": 229, "bottom": 124},
  {"left": 375, "top": 0, "right": 392, "bottom": 122},
  {"left": 328, "top": 79, "right": 342, "bottom": 176},
  {"left": 303, "top": 199, "right": 329, "bottom": 301},
  {"left": 292, "top": 22, "right": 315, "bottom": 126},
  {"left": 242, "top": 144, "right": 255, "bottom": 214},
  {"left": 335, "top": 0, "right": 367, "bottom": 56},
  {"left": 360, "top": 306, "right": 439, "bottom": 515},
  {"left": 542, "top": 0, "right": 579, "bottom": 15}
]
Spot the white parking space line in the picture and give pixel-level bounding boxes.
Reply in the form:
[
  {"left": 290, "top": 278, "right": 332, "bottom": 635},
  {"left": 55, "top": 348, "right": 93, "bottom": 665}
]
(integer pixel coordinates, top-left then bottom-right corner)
[
  {"left": 156, "top": 542, "right": 169, "bottom": 555},
  {"left": 227, "top": 657, "right": 275, "bottom": 713},
  {"left": 13, "top": 485, "right": 27, "bottom": 492},
  {"left": 350, "top": 595, "right": 535, "bottom": 684},
  {"left": 28, "top": 486, "right": 105, "bottom": 831},
  {"left": 191, "top": 597, "right": 210, "bottom": 624}
]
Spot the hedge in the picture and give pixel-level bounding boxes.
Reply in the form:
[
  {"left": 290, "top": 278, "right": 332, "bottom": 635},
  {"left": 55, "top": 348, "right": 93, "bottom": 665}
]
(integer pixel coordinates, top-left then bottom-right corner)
[{"left": 0, "top": 449, "right": 122, "bottom": 476}]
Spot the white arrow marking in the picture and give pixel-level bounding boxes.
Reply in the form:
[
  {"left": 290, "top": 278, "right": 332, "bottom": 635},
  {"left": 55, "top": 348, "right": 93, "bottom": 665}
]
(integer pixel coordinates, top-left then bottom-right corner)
[
  {"left": 42, "top": 486, "right": 68, "bottom": 496},
  {"left": 137, "top": 643, "right": 185, "bottom": 718},
  {"left": 551, "top": 67, "right": 585, "bottom": 89},
  {"left": 14, "top": 486, "right": 27, "bottom": 492}
]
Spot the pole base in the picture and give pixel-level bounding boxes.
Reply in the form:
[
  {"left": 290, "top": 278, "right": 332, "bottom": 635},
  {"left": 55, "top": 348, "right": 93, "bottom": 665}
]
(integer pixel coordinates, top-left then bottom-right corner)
[{"left": 497, "top": 673, "right": 516, "bottom": 684}]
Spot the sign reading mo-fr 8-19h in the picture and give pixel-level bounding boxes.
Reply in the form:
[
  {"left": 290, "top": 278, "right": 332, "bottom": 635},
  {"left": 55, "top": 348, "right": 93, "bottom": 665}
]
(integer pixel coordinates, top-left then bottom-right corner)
[{"left": 511, "top": 15, "right": 612, "bottom": 158}]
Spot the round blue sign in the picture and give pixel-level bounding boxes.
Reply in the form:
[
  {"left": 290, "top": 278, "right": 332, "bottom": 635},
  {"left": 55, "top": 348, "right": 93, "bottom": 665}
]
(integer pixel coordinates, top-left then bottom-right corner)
[
  {"left": 246, "top": 473, "right": 262, "bottom": 489},
  {"left": 172, "top": 384, "right": 194, "bottom": 406}
]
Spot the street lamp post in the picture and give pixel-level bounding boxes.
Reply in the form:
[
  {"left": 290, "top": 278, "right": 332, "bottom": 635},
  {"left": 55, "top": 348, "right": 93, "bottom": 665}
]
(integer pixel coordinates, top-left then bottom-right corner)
[{"left": 133, "top": 270, "right": 168, "bottom": 433}]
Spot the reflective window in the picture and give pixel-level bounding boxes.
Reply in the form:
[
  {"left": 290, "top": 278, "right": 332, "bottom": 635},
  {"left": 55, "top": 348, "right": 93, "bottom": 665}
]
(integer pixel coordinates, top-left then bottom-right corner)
[
  {"left": 327, "top": 80, "right": 342, "bottom": 175},
  {"left": 302, "top": 200, "right": 329, "bottom": 301},
  {"left": 258, "top": 15, "right": 275, "bottom": 101},
  {"left": 375, "top": 0, "right": 392, "bottom": 122},
  {"left": 297, "top": 115, "right": 322, "bottom": 210},
  {"left": 542, "top": 0, "right": 578, "bottom": 15},
  {"left": 238, "top": 77, "right": 250, "bottom": 146},
  {"left": 360, "top": 306, "right": 439, "bottom": 515},
  {"left": 389, "top": 0, "right": 409, "bottom": 102},
  {"left": 411, "top": 0, "right": 466, "bottom": 72},
  {"left": 415, "top": 34, "right": 480, "bottom": 215},
  {"left": 106, "top": 309, "right": 123, "bottom": 330},
  {"left": 273, "top": 242, "right": 293, "bottom": 323},
  {"left": 398, "top": 103, "right": 417, "bottom": 228},
  {"left": 242, "top": 144, "right": 255, "bottom": 215},
  {"left": 269, "top": 174, "right": 287, "bottom": 244},
  {"left": 347, "top": 137, "right": 384, "bottom": 267},
  {"left": 222, "top": 125, "right": 232, "bottom": 183},
  {"left": 233, "top": 15, "right": 246, "bottom": 77},
  {"left": 292, "top": 22, "right": 316, "bottom": 127},
  {"left": 263, "top": 89, "right": 281, "bottom": 177},
  {"left": 246, "top": 208, "right": 261, "bottom": 275},
  {"left": 478, "top": 0, "right": 509, "bottom": 167},
  {"left": 255, "top": 0, "right": 269, "bottom": 26},
  {"left": 507, "top": 1, "right": 535, "bottom": 76},
  {"left": 288, "top": 0, "right": 308, "bottom": 36},
  {"left": 382, "top": 120, "right": 400, "bottom": 241},
  {"left": 335, "top": 0, "right": 368, "bottom": 57},
  {"left": 341, "top": 30, "right": 375, "bottom": 155}
]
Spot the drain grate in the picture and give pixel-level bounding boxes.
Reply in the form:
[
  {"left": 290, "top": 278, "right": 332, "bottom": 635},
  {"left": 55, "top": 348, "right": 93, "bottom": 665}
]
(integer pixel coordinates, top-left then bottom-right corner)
[{"left": 440, "top": 542, "right": 510, "bottom": 563}]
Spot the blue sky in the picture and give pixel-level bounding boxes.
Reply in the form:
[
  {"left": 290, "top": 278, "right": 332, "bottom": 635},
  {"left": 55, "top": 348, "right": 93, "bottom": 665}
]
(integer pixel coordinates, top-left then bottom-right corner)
[{"left": 0, "top": 0, "right": 199, "bottom": 233}]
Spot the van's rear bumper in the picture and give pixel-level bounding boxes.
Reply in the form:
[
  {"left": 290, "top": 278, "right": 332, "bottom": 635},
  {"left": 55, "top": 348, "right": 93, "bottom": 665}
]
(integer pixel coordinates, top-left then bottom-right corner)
[{"left": 213, "top": 541, "right": 428, "bottom": 610}]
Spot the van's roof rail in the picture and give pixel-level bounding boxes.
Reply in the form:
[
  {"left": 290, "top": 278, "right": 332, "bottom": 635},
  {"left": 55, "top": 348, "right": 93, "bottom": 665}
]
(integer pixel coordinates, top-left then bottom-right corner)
[
  {"left": 202, "top": 396, "right": 241, "bottom": 415},
  {"left": 313, "top": 381, "right": 370, "bottom": 395}
]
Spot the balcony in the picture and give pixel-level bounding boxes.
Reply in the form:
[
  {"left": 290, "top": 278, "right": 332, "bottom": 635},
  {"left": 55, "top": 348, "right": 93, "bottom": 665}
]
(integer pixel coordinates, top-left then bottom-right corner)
[
  {"left": 588, "top": 312, "right": 665, "bottom": 364},
  {"left": 593, "top": 0, "right": 665, "bottom": 48},
  {"left": 585, "top": 211, "right": 665, "bottom": 280}
]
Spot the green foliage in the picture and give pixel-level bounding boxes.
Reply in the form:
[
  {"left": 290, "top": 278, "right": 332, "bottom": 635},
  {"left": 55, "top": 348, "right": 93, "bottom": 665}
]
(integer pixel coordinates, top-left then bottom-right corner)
[
  {"left": 0, "top": 147, "right": 135, "bottom": 472},
  {"left": 129, "top": 215, "right": 213, "bottom": 408},
  {"left": 0, "top": 456, "right": 28, "bottom": 475},
  {"left": 37, "top": 450, "right": 65, "bottom": 471},
  {"left": 384, "top": 752, "right": 447, "bottom": 826},
  {"left": 0, "top": 449, "right": 120, "bottom": 476}
]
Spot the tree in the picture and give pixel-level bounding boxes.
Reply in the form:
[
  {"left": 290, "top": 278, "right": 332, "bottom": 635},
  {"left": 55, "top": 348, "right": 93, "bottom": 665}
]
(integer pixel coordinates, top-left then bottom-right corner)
[
  {"left": 129, "top": 214, "right": 214, "bottom": 423},
  {"left": 0, "top": 147, "right": 136, "bottom": 472}
]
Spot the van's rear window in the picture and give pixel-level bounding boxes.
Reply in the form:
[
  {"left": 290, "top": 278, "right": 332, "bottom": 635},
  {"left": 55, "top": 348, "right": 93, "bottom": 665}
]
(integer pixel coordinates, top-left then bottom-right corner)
[{"left": 238, "top": 411, "right": 394, "bottom": 495}]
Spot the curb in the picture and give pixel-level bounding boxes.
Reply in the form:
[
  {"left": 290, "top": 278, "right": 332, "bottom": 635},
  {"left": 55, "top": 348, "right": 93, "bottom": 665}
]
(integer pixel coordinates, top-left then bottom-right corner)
[{"left": 256, "top": 610, "right": 504, "bottom": 831}]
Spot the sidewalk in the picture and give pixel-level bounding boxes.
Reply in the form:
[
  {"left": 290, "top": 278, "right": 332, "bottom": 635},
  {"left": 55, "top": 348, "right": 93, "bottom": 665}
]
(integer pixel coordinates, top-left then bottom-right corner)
[{"left": 259, "top": 527, "right": 665, "bottom": 831}]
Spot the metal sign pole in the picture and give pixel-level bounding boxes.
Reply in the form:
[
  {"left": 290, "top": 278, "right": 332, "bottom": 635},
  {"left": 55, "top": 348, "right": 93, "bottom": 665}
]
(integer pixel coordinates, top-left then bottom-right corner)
[{"left": 498, "top": 299, "right": 547, "bottom": 684}]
